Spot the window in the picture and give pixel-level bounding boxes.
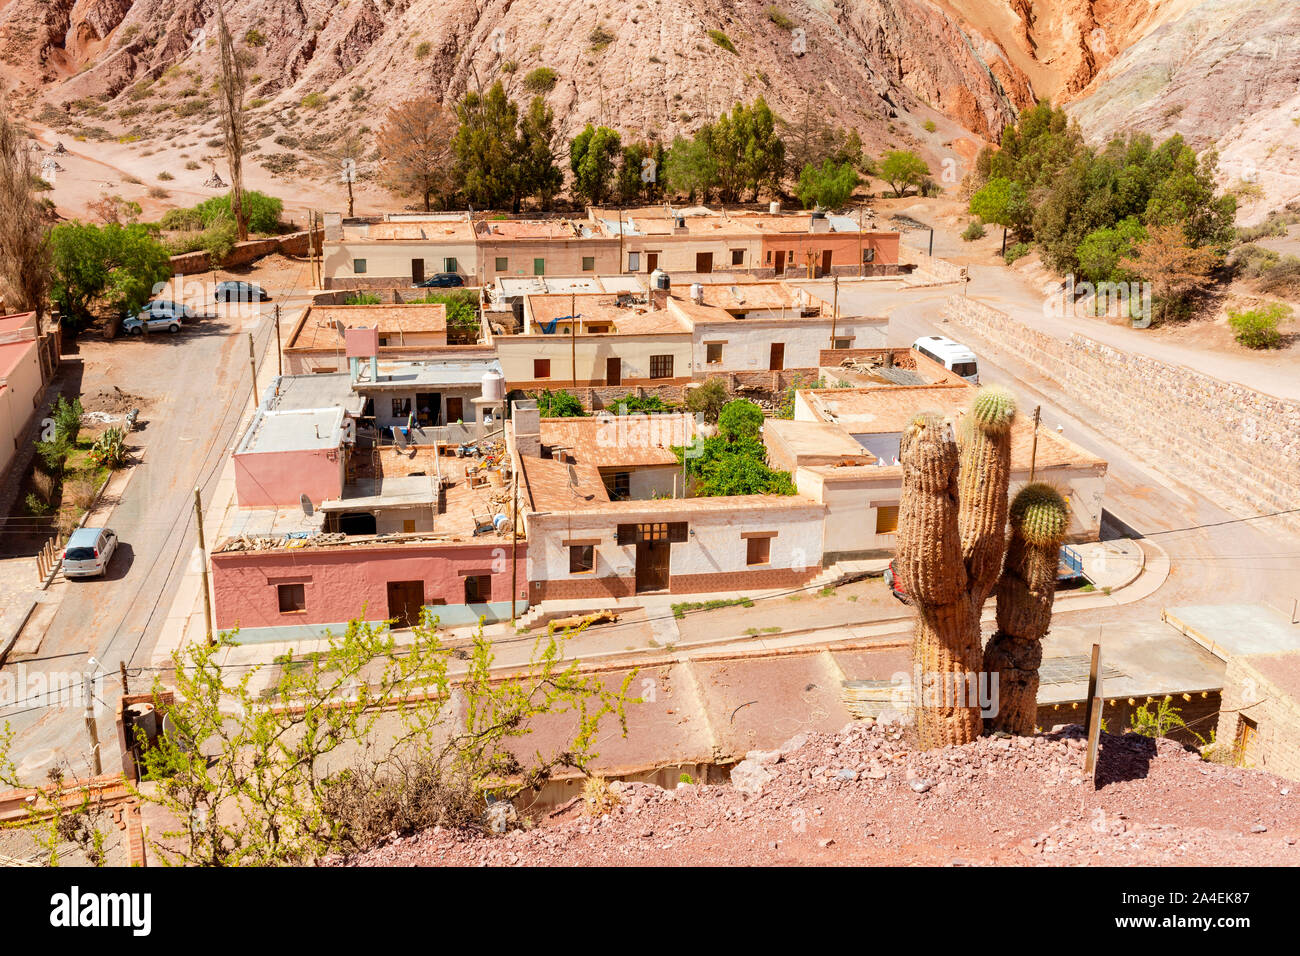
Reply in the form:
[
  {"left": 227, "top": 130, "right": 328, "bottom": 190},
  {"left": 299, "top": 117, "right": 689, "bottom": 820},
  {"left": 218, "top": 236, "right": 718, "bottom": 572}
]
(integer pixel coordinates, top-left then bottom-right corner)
[
  {"left": 628, "top": 252, "right": 640, "bottom": 271},
  {"left": 951, "top": 361, "right": 977, "bottom": 378},
  {"left": 765, "top": 250, "right": 772, "bottom": 264},
  {"left": 863, "top": 248, "right": 876, "bottom": 263},
  {"left": 533, "top": 358, "right": 551, "bottom": 378},
  {"left": 277, "top": 583, "right": 306, "bottom": 613},
  {"left": 353, "top": 258, "right": 368, "bottom": 274},
  {"left": 378, "top": 336, "right": 390, "bottom": 347},
  {"left": 569, "top": 544, "right": 595, "bottom": 574},
  {"left": 582, "top": 256, "right": 596, "bottom": 272},
  {"left": 731, "top": 249, "right": 744, "bottom": 266},
  {"left": 649, "top": 354, "right": 673, "bottom": 379},
  {"left": 605, "top": 472, "right": 631, "bottom": 500},
  {"left": 391, "top": 397, "right": 412, "bottom": 418},
  {"left": 617, "top": 522, "right": 687, "bottom": 544},
  {"left": 533, "top": 257, "right": 546, "bottom": 276},
  {"left": 464, "top": 574, "right": 492, "bottom": 603},
  {"left": 746, "top": 536, "right": 771, "bottom": 566},
  {"left": 495, "top": 256, "right": 508, "bottom": 272},
  {"left": 443, "top": 257, "right": 458, "bottom": 273},
  {"left": 705, "top": 342, "right": 724, "bottom": 364},
  {"left": 875, "top": 505, "right": 900, "bottom": 535},
  {"left": 833, "top": 338, "right": 852, "bottom": 350}
]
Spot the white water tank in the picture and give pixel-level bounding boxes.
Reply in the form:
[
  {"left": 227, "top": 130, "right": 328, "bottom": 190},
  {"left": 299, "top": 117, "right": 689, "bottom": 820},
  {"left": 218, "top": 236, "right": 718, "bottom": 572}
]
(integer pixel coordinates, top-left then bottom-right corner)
[
  {"left": 769, "top": 201, "right": 781, "bottom": 214},
  {"left": 690, "top": 282, "right": 704, "bottom": 305},
  {"left": 481, "top": 368, "right": 505, "bottom": 402},
  {"left": 650, "top": 268, "right": 671, "bottom": 292}
]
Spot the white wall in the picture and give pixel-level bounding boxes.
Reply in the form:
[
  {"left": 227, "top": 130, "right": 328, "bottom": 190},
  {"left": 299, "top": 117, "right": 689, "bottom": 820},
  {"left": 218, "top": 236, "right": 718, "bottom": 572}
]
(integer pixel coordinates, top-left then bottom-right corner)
[{"left": 691, "top": 318, "right": 887, "bottom": 374}]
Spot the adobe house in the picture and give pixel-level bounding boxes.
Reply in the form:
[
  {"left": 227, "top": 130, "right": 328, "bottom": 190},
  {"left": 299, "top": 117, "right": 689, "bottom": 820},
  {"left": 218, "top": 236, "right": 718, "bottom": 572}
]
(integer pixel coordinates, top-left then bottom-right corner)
[
  {"left": 475, "top": 219, "right": 621, "bottom": 282},
  {"left": 283, "top": 302, "right": 452, "bottom": 374},
  {"left": 510, "top": 399, "right": 825, "bottom": 603},
  {"left": 323, "top": 214, "right": 479, "bottom": 289}
]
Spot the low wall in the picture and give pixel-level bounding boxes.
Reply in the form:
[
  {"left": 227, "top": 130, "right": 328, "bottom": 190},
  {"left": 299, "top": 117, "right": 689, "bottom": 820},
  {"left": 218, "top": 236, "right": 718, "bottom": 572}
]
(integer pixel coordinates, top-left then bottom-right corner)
[
  {"left": 169, "top": 229, "right": 321, "bottom": 277},
  {"left": 942, "top": 295, "right": 1300, "bottom": 535}
]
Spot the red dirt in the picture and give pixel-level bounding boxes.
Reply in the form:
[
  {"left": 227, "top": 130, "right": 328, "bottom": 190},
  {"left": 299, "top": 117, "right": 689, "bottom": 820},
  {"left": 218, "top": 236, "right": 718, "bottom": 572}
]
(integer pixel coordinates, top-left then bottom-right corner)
[{"left": 344, "top": 722, "right": 1300, "bottom": 866}]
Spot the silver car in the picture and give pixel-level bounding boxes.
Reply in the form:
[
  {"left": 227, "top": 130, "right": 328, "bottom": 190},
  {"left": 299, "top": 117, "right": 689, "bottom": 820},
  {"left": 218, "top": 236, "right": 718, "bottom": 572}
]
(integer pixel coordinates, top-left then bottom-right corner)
[{"left": 63, "top": 527, "right": 119, "bottom": 578}]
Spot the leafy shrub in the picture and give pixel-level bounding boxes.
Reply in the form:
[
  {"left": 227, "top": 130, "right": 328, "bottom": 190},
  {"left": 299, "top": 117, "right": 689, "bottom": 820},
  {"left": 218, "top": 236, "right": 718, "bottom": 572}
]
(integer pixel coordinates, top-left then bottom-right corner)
[
  {"left": 1228, "top": 302, "right": 1290, "bottom": 349},
  {"left": 923, "top": 119, "right": 937, "bottom": 133},
  {"left": 533, "top": 390, "right": 585, "bottom": 417},
  {"left": 300, "top": 92, "right": 326, "bottom": 110},
  {"left": 343, "top": 292, "right": 382, "bottom": 305},
  {"left": 415, "top": 41, "right": 432, "bottom": 59},
  {"left": 1004, "top": 242, "right": 1030, "bottom": 264},
  {"left": 589, "top": 26, "right": 616, "bottom": 51},
  {"left": 708, "top": 30, "right": 737, "bottom": 53},
  {"left": 89, "top": 428, "right": 128, "bottom": 469},
  {"left": 685, "top": 377, "right": 728, "bottom": 424},
  {"left": 523, "top": 67, "right": 558, "bottom": 93},
  {"left": 961, "top": 220, "right": 986, "bottom": 241},
  {"left": 245, "top": 28, "right": 267, "bottom": 47}
]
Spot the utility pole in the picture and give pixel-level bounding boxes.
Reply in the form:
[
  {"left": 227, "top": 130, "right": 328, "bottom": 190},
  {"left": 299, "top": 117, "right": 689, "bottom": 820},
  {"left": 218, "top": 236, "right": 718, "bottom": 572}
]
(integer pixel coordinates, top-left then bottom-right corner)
[
  {"left": 510, "top": 465, "right": 519, "bottom": 624},
  {"left": 274, "top": 304, "right": 283, "bottom": 377},
  {"left": 248, "top": 332, "right": 259, "bottom": 408},
  {"left": 571, "top": 292, "right": 577, "bottom": 389},
  {"left": 1028, "top": 404, "right": 1042, "bottom": 482},
  {"left": 928, "top": 227, "right": 935, "bottom": 257},
  {"left": 1001, "top": 227, "right": 1008, "bottom": 257},
  {"left": 195, "top": 487, "right": 215, "bottom": 647},
  {"left": 119, "top": 660, "right": 129, "bottom": 696},
  {"left": 83, "top": 674, "right": 101, "bottom": 776},
  {"left": 858, "top": 206, "right": 864, "bottom": 277},
  {"left": 830, "top": 274, "right": 839, "bottom": 351}
]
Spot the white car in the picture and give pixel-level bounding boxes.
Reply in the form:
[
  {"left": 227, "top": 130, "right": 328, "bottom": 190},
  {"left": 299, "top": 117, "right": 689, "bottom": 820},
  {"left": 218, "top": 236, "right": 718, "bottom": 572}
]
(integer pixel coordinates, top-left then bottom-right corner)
[
  {"left": 63, "top": 527, "right": 119, "bottom": 579},
  {"left": 123, "top": 299, "right": 195, "bottom": 334}
]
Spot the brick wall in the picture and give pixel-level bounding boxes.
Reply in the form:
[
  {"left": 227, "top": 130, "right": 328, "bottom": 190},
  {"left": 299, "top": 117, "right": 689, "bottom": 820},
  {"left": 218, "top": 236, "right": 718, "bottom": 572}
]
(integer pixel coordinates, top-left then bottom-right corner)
[
  {"left": 943, "top": 295, "right": 1300, "bottom": 536},
  {"left": 1216, "top": 656, "right": 1300, "bottom": 781}
]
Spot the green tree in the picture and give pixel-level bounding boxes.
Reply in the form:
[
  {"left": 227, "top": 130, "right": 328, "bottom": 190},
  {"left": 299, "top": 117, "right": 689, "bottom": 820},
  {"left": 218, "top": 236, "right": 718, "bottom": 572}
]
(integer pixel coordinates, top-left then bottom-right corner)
[
  {"left": 616, "top": 141, "right": 664, "bottom": 204},
  {"left": 663, "top": 133, "right": 717, "bottom": 201},
  {"left": 534, "top": 390, "right": 585, "bottom": 417},
  {"left": 1228, "top": 303, "right": 1290, "bottom": 349},
  {"left": 968, "top": 176, "right": 1032, "bottom": 237},
  {"left": 718, "top": 399, "right": 764, "bottom": 441},
  {"left": 796, "top": 160, "right": 860, "bottom": 209},
  {"left": 880, "top": 150, "right": 930, "bottom": 197},
  {"left": 1076, "top": 216, "right": 1146, "bottom": 283},
  {"left": 50, "top": 222, "right": 171, "bottom": 327},
  {"left": 452, "top": 81, "right": 522, "bottom": 209},
  {"left": 569, "top": 124, "right": 622, "bottom": 205},
  {"left": 685, "top": 377, "right": 728, "bottom": 424},
  {"left": 517, "top": 96, "right": 564, "bottom": 208}
]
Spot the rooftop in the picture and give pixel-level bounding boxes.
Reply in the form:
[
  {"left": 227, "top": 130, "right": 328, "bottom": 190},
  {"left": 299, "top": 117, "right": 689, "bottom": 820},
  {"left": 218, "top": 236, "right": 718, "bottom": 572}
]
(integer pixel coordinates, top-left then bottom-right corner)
[
  {"left": 1164, "top": 605, "right": 1300, "bottom": 660},
  {"left": 287, "top": 304, "right": 447, "bottom": 350},
  {"left": 495, "top": 275, "right": 646, "bottom": 298},
  {"left": 521, "top": 455, "right": 610, "bottom": 512},
  {"left": 476, "top": 219, "right": 602, "bottom": 240},
  {"left": 320, "top": 475, "right": 439, "bottom": 511},
  {"left": 763, "top": 418, "right": 874, "bottom": 467},
  {"left": 540, "top": 413, "right": 696, "bottom": 469},
  {"left": 523, "top": 294, "right": 692, "bottom": 335},
  {"left": 236, "top": 406, "right": 347, "bottom": 455},
  {"left": 360, "top": 220, "right": 477, "bottom": 242},
  {"left": 354, "top": 357, "right": 504, "bottom": 391},
  {"left": 263, "top": 372, "right": 366, "bottom": 416}
]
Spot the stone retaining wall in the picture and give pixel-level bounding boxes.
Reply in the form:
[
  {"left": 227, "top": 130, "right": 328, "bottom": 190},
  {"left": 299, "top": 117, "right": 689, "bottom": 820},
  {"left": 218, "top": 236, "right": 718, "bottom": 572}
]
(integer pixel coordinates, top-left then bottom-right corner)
[{"left": 942, "top": 295, "right": 1300, "bottom": 535}]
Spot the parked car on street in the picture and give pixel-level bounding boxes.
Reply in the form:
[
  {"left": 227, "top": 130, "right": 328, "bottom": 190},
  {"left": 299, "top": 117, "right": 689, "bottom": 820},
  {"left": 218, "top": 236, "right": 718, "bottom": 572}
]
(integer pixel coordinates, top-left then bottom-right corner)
[
  {"left": 414, "top": 273, "right": 465, "bottom": 289},
  {"left": 123, "top": 299, "right": 194, "bottom": 334},
  {"left": 63, "top": 527, "right": 119, "bottom": 579},
  {"left": 215, "top": 281, "right": 269, "bottom": 303}
]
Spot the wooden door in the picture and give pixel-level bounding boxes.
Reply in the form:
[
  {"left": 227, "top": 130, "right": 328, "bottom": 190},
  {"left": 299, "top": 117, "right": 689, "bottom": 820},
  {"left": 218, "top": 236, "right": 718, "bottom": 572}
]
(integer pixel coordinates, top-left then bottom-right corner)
[
  {"left": 646, "top": 252, "right": 658, "bottom": 272},
  {"left": 412, "top": 259, "right": 425, "bottom": 284},
  {"left": 821, "top": 249, "right": 832, "bottom": 276},
  {"left": 635, "top": 541, "right": 670, "bottom": 592},
  {"left": 695, "top": 251, "right": 713, "bottom": 274},
  {"left": 446, "top": 396, "right": 464, "bottom": 423},
  {"left": 386, "top": 580, "right": 425, "bottom": 628},
  {"left": 606, "top": 357, "right": 621, "bottom": 386},
  {"left": 774, "top": 250, "right": 785, "bottom": 275},
  {"left": 769, "top": 342, "right": 785, "bottom": 371}
]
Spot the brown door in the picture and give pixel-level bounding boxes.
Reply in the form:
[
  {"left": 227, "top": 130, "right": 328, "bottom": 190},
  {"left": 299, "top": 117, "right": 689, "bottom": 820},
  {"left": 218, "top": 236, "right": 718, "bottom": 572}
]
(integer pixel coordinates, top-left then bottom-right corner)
[
  {"left": 446, "top": 396, "right": 464, "bottom": 423},
  {"left": 606, "top": 357, "right": 621, "bottom": 386},
  {"left": 821, "top": 249, "right": 833, "bottom": 276},
  {"left": 769, "top": 343, "right": 784, "bottom": 371},
  {"left": 646, "top": 252, "right": 658, "bottom": 272},
  {"left": 635, "top": 541, "right": 671, "bottom": 593},
  {"left": 412, "top": 259, "right": 425, "bottom": 285},
  {"left": 774, "top": 250, "right": 785, "bottom": 275},
  {"left": 695, "top": 251, "right": 713, "bottom": 274},
  {"left": 386, "top": 580, "right": 425, "bottom": 628}
]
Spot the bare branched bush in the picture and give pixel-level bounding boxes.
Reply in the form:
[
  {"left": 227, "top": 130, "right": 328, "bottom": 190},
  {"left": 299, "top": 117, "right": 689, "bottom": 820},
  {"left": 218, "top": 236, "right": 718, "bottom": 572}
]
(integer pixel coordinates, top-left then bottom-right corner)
[{"left": 0, "top": 100, "right": 51, "bottom": 320}]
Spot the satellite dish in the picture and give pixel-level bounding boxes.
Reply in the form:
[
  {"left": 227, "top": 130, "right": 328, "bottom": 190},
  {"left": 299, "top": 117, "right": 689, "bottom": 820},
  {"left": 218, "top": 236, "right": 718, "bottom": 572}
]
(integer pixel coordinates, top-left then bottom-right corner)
[
  {"left": 566, "top": 463, "right": 579, "bottom": 487},
  {"left": 300, "top": 493, "right": 314, "bottom": 517},
  {"left": 332, "top": 319, "right": 346, "bottom": 338},
  {"left": 394, "top": 429, "right": 409, "bottom": 451}
]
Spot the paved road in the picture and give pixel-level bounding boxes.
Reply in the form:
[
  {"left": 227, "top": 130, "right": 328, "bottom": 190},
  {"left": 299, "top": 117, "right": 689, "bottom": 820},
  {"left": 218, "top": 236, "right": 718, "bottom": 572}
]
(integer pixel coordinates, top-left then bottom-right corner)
[{"left": 1, "top": 290, "right": 305, "bottom": 779}]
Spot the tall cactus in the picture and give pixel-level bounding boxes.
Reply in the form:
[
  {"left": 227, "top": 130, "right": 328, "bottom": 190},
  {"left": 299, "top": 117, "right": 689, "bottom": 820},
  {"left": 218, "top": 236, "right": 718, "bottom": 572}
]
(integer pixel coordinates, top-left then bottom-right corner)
[
  {"left": 895, "top": 387, "right": 1016, "bottom": 748},
  {"left": 983, "top": 483, "right": 1071, "bottom": 734}
]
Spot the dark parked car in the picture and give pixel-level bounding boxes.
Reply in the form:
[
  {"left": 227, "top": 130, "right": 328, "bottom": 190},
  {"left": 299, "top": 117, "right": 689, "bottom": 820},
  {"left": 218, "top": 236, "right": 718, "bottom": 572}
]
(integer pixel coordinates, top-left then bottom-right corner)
[
  {"left": 414, "top": 273, "right": 465, "bottom": 289},
  {"left": 216, "top": 281, "right": 270, "bottom": 302}
]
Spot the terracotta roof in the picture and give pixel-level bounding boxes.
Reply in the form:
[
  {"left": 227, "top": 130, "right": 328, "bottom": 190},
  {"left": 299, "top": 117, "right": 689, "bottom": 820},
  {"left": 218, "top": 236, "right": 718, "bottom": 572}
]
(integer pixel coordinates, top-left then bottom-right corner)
[
  {"left": 530, "top": 492, "right": 825, "bottom": 517},
  {"left": 540, "top": 414, "right": 695, "bottom": 468},
  {"left": 522, "top": 456, "right": 610, "bottom": 512},
  {"left": 365, "top": 220, "right": 476, "bottom": 242},
  {"left": 289, "top": 304, "right": 447, "bottom": 350},
  {"left": 524, "top": 294, "right": 691, "bottom": 335},
  {"left": 476, "top": 219, "right": 598, "bottom": 240}
]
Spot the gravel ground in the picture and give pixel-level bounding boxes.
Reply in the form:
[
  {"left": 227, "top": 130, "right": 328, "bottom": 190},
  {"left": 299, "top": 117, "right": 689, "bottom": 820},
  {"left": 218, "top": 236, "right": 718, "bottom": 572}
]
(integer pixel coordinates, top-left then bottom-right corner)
[{"left": 344, "top": 722, "right": 1300, "bottom": 867}]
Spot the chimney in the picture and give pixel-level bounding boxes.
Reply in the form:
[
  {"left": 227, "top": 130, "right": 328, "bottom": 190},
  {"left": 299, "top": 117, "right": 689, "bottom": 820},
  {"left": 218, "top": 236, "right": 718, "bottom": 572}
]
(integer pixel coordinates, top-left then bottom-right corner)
[{"left": 512, "top": 399, "right": 541, "bottom": 458}]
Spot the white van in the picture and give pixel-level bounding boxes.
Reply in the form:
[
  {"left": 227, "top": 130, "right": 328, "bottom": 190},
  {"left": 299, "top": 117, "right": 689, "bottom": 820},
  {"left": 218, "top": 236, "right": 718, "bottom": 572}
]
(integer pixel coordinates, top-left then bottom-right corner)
[{"left": 912, "top": 335, "right": 979, "bottom": 383}]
